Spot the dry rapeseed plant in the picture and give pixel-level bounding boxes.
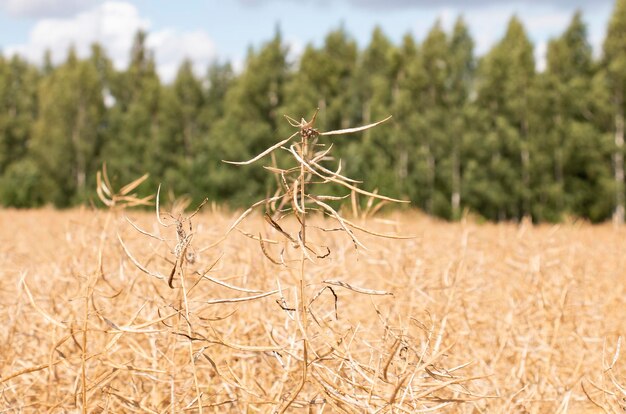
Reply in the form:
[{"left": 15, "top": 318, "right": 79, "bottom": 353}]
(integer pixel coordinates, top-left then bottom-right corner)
[
  {"left": 223, "top": 108, "right": 432, "bottom": 411},
  {"left": 118, "top": 185, "right": 254, "bottom": 295},
  {"left": 116, "top": 187, "right": 220, "bottom": 413},
  {"left": 96, "top": 163, "right": 153, "bottom": 209},
  {"left": 5, "top": 207, "right": 626, "bottom": 412},
  {"left": 582, "top": 336, "right": 626, "bottom": 412},
  {"left": 5, "top": 166, "right": 155, "bottom": 414},
  {"left": 116, "top": 184, "right": 290, "bottom": 412}
]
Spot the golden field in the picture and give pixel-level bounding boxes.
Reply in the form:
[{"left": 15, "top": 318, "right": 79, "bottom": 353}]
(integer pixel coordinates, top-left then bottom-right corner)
[{"left": 1, "top": 207, "right": 625, "bottom": 413}]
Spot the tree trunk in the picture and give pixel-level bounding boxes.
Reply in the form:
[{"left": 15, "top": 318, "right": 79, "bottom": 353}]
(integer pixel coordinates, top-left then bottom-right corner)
[
  {"left": 451, "top": 145, "right": 461, "bottom": 220},
  {"left": 614, "top": 102, "right": 625, "bottom": 225},
  {"left": 318, "top": 98, "right": 326, "bottom": 130},
  {"left": 521, "top": 117, "right": 530, "bottom": 220},
  {"left": 521, "top": 145, "right": 530, "bottom": 218},
  {"left": 72, "top": 101, "right": 87, "bottom": 194},
  {"left": 426, "top": 145, "right": 435, "bottom": 214},
  {"left": 554, "top": 115, "right": 564, "bottom": 213},
  {"left": 362, "top": 101, "right": 371, "bottom": 125},
  {"left": 398, "top": 149, "right": 408, "bottom": 180},
  {"left": 183, "top": 122, "right": 193, "bottom": 161},
  {"left": 362, "top": 100, "right": 371, "bottom": 143}
]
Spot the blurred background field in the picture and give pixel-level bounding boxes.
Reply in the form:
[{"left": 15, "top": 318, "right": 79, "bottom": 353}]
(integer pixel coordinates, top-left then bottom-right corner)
[{"left": 1, "top": 208, "right": 625, "bottom": 412}]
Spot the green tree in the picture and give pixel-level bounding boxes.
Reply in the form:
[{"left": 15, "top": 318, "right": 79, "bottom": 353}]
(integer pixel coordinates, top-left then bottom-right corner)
[
  {"left": 0, "top": 55, "right": 40, "bottom": 206},
  {"left": 281, "top": 27, "right": 358, "bottom": 133},
  {"left": 388, "top": 33, "right": 419, "bottom": 200},
  {"left": 279, "top": 28, "right": 361, "bottom": 203},
  {"left": 212, "top": 29, "right": 289, "bottom": 205},
  {"left": 30, "top": 46, "right": 109, "bottom": 205},
  {"left": 603, "top": 0, "right": 626, "bottom": 224},
  {"left": 471, "top": 16, "right": 535, "bottom": 220},
  {"left": 189, "top": 61, "right": 234, "bottom": 202},
  {"left": 157, "top": 60, "right": 204, "bottom": 196},
  {"left": 447, "top": 17, "right": 475, "bottom": 220},
  {"left": 532, "top": 11, "right": 611, "bottom": 221},
  {"left": 342, "top": 27, "right": 398, "bottom": 200},
  {"left": 393, "top": 19, "right": 473, "bottom": 219},
  {"left": 201, "top": 62, "right": 233, "bottom": 125},
  {"left": 102, "top": 30, "right": 161, "bottom": 189},
  {"left": 417, "top": 21, "right": 450, "bottom": 216}
]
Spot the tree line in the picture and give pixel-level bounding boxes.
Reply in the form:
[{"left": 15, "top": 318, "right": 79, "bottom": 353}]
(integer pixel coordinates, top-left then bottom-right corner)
[{"left": 2, "top": 1, "right": 626, "bottom": 223}]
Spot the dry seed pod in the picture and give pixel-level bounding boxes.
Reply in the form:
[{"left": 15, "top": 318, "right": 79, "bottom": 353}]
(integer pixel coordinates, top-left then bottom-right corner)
[{"left": 224, "top": 108, "right": 410, "bottom": 258}]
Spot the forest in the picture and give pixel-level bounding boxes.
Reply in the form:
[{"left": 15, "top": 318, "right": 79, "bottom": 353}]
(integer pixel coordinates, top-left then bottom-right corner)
[{"left": 1, "top": 1, "right": 626, "bottom": 223}]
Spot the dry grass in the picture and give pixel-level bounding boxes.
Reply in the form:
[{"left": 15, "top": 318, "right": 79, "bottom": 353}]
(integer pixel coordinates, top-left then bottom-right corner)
[{"left": 2, "top": 207, "right": 626, "bottom": 413}]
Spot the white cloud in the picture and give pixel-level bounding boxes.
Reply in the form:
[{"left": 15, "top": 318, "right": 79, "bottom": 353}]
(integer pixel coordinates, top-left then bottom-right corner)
[
  {"left": 5, "top": 1, "right": 217, "bottom": 82},
  {"left": 524, "top": 12, "right": 571, "bottom": 35},
  {"left": 0, "top": 0, "right": 99, "bottom": 18},
  {"left": 147, "top": 29, "right": 216, "bottom": 82},
  {"left": 438, "top": 7, "right": 456, "bottom": 32},
  {"left": 422, "top": 6, "right": 511, "bottom": 56},
  {"left": 6, "top": 2, "right": 148, "bottom": 68},
  {"left": 407, "top": 4, "right": 573, "bottom": 73}
]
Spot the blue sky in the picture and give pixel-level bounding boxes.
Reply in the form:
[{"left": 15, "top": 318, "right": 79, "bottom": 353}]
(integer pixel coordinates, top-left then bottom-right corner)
[{"left": 0, "top": 0, "right": 616, "bottom": 82}]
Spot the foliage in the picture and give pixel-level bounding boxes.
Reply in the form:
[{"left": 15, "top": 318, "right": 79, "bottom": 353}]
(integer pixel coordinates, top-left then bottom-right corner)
[{"left": 1, "top": 4, "right": 626, "bottom": 223}]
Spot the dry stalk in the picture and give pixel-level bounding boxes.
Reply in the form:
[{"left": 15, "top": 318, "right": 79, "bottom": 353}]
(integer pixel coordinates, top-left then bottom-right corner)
[
  {"left": 224, "top": 108, "right": 411, "bottom": 411},
  {"left": 117, "top": 187, "right": 215, "bottom": 411}
]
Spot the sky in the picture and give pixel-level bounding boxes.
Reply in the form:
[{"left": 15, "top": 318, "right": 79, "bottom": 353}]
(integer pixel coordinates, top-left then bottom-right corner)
[{"left": 0, "top": 0, "right": 617, "bottom": 82}]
